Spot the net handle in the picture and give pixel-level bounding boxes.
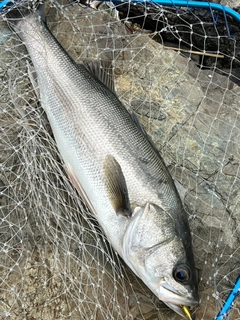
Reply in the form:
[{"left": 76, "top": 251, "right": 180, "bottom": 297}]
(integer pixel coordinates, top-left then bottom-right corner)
[
  {"left": 215, "top": 276, "right": 240, "bottom": 320},
  {"left": 106, "top": 0, "right": 240, "bottom": 23},
  {"left": 1, "top": 0, "right": 240, "bottom": 23}
]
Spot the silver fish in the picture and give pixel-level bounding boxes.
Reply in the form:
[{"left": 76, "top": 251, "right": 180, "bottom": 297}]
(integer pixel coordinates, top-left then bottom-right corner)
[{"left": 6, "top": 3, "right": 199, "bottom": 318}]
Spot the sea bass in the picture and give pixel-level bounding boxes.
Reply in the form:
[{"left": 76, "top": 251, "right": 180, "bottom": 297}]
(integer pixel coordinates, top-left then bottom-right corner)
[{"left": 6, "top": 3, "right": 199, "bottom": 318}]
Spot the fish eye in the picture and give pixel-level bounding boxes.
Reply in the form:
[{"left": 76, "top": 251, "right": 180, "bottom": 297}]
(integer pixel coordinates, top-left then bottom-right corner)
[{"left": 173, "top": 265, "right": 191, "bottom": 283}]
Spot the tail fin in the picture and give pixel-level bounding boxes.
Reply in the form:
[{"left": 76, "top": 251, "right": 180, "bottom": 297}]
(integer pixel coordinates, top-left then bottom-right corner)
[{"left": 5, "top": 1, "right": 44, "bottom": 27}]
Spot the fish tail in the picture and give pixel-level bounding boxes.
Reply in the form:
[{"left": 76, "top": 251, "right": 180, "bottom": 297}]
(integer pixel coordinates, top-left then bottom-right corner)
[{"left": 5, "top": 0, "right": 44, "bottom": 27}]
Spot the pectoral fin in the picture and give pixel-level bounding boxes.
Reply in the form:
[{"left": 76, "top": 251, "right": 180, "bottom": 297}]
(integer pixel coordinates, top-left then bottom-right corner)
[{"left": 103, "top": 155, "right": 131, "bottom": 218}]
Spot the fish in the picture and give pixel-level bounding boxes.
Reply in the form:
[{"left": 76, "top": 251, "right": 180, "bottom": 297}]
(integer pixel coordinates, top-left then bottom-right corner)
[{"left": 6, "top": 2, "right": 199, "bottom": 318}]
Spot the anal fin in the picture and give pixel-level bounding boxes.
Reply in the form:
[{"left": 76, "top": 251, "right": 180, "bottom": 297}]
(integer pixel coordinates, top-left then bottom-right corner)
[{"left": 27, "top": 60, "right": 40, "bottom": 100}]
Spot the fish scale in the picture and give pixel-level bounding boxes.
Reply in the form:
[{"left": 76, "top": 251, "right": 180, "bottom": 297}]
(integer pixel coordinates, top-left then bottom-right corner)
[{"left": 6, "top": 3, "right": 199, "bottom": 319}]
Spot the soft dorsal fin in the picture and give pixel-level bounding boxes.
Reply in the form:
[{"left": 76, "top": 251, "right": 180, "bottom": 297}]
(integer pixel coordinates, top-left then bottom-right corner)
[
  {"left": 83, "top": 60, "right": 116, "bottom": 94},
  {"left": 130, "top": 111, "right": 161, "bottom": 156},
  {"left": 103, "top": 155, "right": 131, "bottom": 218}
]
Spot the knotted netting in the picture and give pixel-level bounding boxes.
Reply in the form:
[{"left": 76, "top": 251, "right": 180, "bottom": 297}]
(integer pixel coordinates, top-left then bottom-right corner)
[{"left": 0, "top": 0, "right": 240, "bottom": 319}]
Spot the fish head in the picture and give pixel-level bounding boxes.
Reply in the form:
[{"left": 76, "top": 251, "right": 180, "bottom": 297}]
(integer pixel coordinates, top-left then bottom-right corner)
[{"left": 122, "top": 203, "right": 199, "bottom": 319}]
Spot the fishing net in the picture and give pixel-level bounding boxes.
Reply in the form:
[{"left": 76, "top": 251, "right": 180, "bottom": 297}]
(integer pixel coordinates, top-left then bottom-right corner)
[{"left": 0, "top": 0, "right": 240, "bottom": 319}]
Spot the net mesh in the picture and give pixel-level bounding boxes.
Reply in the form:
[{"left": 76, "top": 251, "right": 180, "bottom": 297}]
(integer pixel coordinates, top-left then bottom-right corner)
[{"left": 0, "top": 0, "right": 240, "bottom": 319}]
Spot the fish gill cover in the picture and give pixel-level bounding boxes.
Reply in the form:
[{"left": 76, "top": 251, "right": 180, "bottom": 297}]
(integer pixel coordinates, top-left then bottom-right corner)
[{"left": 0, "top": 0, "right": 240, "bottom": 319}]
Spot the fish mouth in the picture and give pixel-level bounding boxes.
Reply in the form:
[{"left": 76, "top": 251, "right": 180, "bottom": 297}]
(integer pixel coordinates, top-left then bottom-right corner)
[{"left": 159, "top": 283, "right": 198, "bottom": 319}]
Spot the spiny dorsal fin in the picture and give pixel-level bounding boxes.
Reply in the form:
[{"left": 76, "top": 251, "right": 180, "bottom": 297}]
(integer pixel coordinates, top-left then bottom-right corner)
[
  {"left": 103, "top": 155, "right": 131, "bottom": 218},
  {"left": 174, "top": 179, "right": 186, "bottom": 202},
  {"left": 130, "top": 111, "right": 145, "bottom": 134},
  {"left": 83, "top": 60, "right": 116, "bottom": 94}
]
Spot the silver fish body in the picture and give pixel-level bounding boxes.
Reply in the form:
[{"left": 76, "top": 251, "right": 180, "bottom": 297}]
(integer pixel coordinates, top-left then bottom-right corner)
[{"left": 6, "top": 4, "right": 199, "bottom": 318}]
